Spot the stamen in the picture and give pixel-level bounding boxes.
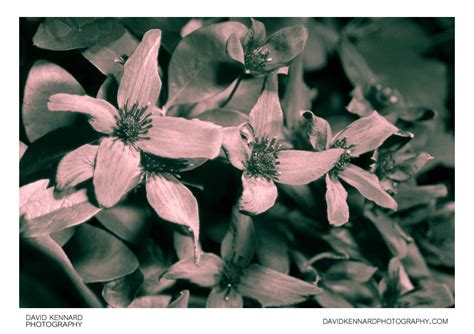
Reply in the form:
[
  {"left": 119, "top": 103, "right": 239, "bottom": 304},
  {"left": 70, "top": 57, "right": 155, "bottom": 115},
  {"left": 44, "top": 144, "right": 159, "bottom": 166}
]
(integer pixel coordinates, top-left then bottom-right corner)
[
  {"left": 244, "top": 136, "right": 281, "bottom": 181},
  {"left": 375, "top": 150, "right": 396, "bottom": 179},
  {"left": 368, "top": 83, "right": 399, "bottom": 110},
  {"left": 219, "top": 263, "right": 244, "bottom": 290},
  {"left": 113, "top": 101, "right": 152, "bottom": 145},
  {"left": 140, "top": 151, "right": 189, "bottom": 175},
  {"left": 244, "top": 47, "right": 271, "bottom": 74},
  {"left": 329, "top": 138, "right": 354, "bottom": 177}
]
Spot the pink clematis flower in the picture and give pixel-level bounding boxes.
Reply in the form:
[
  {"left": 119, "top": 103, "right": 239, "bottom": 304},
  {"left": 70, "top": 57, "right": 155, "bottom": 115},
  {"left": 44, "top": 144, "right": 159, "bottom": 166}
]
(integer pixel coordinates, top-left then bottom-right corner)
[
  {"left": 48, "top": 29, "right": 222, "bottom": 256},
  {"left": 221, "top": 72, "right": 344, "bottom": 215},
  {"left": 161, "top": 207, "right": 323, "bottom": 308},
  {"left": 300, "top": 111, "right": 399, "bottom": 226}
]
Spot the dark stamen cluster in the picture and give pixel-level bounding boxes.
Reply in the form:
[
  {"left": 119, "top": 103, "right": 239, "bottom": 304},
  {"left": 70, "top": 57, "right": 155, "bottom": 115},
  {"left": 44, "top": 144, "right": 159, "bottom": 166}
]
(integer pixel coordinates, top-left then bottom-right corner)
[
  {"left": 330, "top": 138, "right": 354, "bottom": 177},
  {"left": 245, "top": 137, "right": 281, "bottom": 181},
  {"left": 368, "top": 83, "right": 399, "bottom": 110},
  {"left": 219, "top": 262, "right": 244, "bottom": 290},
  {"left": 244, "top": 47, "right": 271, "bottom": 74},
  {"left": 141, "top": 151, "right": 189, "bottom": 175},
  {"left": 113, "top": 102, "right": 152, "bottom": 145}
]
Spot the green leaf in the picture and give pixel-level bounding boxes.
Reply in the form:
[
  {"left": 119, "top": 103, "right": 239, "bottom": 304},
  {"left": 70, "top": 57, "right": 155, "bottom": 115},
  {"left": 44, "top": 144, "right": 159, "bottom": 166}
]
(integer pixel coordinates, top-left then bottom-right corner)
[
  {"left": 64, "top": 224, "right": 139, "bottom": 283},
  {"left": 20, "top": 126, "right": 100, "bottom": 185},
  {"left": 165, "top": 21, "right": 247, "bottom": 108},
  {"left": 315, "top": 289, "right": 353, "bottom": 308},
  {"left": 33, "top": 18, "right": 125, "bottom": 51},
  {"left": 96, "top": 203, "right": 151, "bottom": 244},
  {"left": 398, "top": 281, "right": 454, "bottom": 308},
  {"left": 394, "top": 184, "right": 448, "bottom": 211},
  {"left": 22, "top": 60, "right": 85, "bottom": 142},
  {"left": 20, "top": 236, "right": 102, "bottom": 307},
  {"left": 82, "top": 29, "right": 139, "bottom": 82},
  {"left": 323, "top": 260, "right": 378, "bottom": 283},
  {"left": 20, "top": 180, "right": 101, "bottom": 237},
  {"left": 102, "top": 269, "right": 144, "bottom": 308}
]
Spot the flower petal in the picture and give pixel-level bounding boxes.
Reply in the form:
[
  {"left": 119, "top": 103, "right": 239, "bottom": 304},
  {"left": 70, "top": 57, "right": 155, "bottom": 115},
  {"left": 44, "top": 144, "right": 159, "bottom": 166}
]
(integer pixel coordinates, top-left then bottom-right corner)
[
  {"left": 117, "top": 29, "right": 162, "bottom": 109},
  {"left": 239, "top": 175, "right": 278, "bottom": 215},
  {"left": 248, "top": 73, "right": 283, "bottom": 139},
  {"left": 221, "top": 126, "right": 250, "bottom": 170},
  {"left": 339, "top": 164, "right": 397, "bottom": 210},
  {"left": 93, "top": 137, "right": 141, "bottom": 208},
  {"left": 138, "top": 116, "right": 222, "bottom": 159},
  {"left": 263, "top": 25, "right": 308, "bottom": 70},
  {"left": 56, "top": 144, "right": 98, "bottom": 190},
  {"left": 206, "top": 287, "right": 243, "bottom": 308},
  {"left": 243, "top": 18, "right": 266, "bottom": 51},
  {"left": 325, "top": 174, "right": 350, "bottom": 226},
  {"left": 48, "top": 93, "right": 118, "bottom": 134},
  {"left": 300, "top": 111, "right": 333, "bottom": 151},
  {"left": 226, "top": 34, "right": 245, "bottom": 65},
  {"left": 389, "top": 152, "right": 433, "bottom": 181},
  {"left": 333, "top": 111, "right": 398, "bottom": 156},
  {"left": 277, "top": 148, "right": 344, "bottom": 185},
  {"left": 221, "top": 206, "right": 256, "bottom": 266},
  {"left": 146, "top": 173, "right": 201, "bottom": 261},
  {"left": 161, "top": 253, "right": 224, "bottom": 288},
  {"left": 239, "top": 264, "right": 323, "bottom": 307}
]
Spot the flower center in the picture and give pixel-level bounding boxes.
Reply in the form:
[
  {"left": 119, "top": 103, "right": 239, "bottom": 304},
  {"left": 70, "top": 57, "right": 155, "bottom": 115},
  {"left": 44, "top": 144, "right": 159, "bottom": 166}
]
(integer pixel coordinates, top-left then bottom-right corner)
[
  {"left": 219, "top": 263, "right": 244, "bottom": 289},
  {"left": 329, "top": 138, "right": 353, "bottom": 177},
  {"left": 113, "top": 101, "right": 152, "bottom": 145},
  {"left": 244, "top": 47, "right": 272, "bottom": 74},
  {"left": 140, "top": 151, "right": 189, "bottom": 175},
  {"left": 245, "top": 137, "right": 281, "bottom": 181},
  {"left": 368, "top": 83, "right": 399, "bottom": 110}
]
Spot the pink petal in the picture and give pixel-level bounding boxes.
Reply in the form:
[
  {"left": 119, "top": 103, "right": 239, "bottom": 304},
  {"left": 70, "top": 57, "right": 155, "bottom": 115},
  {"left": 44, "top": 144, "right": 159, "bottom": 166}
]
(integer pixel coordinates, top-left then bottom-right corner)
[
  {"left": 221, "top": 126, "right": 251, "bottom": 170},
  {"left": 48, "top": 93, "right": 118, "bottom": 134},
  {"left": 300, "top": 111, "right": 333, "bottom": 151},
  {"left": 239, "top": 175, "right": 278, "bottom": 215},
  {"left": 339, "top": 164, "right": 397, "bottom": 210},
  {"left": 117, "top": 29, "right": 162, "bottom": 109},
  {"left": 239, "top": 264, "right": 323, "bottom": 307},
  {"left": 146, "top": 173, "right": 201, "bottom": 261},
  {"left": 220, "top": 207, "right": 256, "bottom": 266},
  {"left": 206, "top": 287, "right": 243, "bottom": 308},
  {"left": 277, "top": 148, "right": 344, "bottom": 185},
  {"left": 226, "top": 34, "right": 245, "bottom": 65},
  {"left": 138, "top": 116, "right": 222, "bottom": 159},
  {"left": 93, "top": 137, "right": 141, "bottom": 208},
  {"left": 248, "top": 72, "right": 284, "bottom": 139},
  {"left": 325, "top": 174, "right": 350, "bottom": 226},
  {"left": 161, "top": 253, "right": 224, "bottom": 288},
  {"left": 56, "top": 144, "right": 98, "bottom": 190},
  {"left": 332, "top": 111, "right": 398, "bottom": 156}
]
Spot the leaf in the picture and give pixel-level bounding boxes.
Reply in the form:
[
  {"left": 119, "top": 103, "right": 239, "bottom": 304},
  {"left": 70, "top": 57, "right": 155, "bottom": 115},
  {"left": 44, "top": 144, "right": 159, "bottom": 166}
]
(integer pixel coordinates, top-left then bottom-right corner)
[
  {"left": 20, "top": 180, "right": 101, "bottom": 237},
  {"left": 323, "top": 260, "right": 378, "bottom": 283},
  {"left": 394, "top": 184, "right": 448, "bottom": 211},
  {"left": 165, "top": 21, "right": 247, "bottom": 108},
  {"left": 96, "top": 203, "right": 151, "bottom": 244},
  {"left": 315, "top": 289, "right": 353, "bottom": 308},
  {"left": 102, "top": 269, "right": 144, "bottom": 308},
  {"left": 63, "top": 223, "right": 139, "bottom": 283},
  {"left": 33, "top": 18, "right": 125, "bottom": 51},
  {"left": 22, "top": 60, "right": 85, "bottom": 142},
  {"left": 20, "top": 236, "right": 102, "bottom": 307},
  {"left": 82, "top": 29, "right": 139, "bottom": 82},
  {"left": 398, "top": 281, "right": 454, "bottom": 308},
  {"left": 303, "top": 19, "right": 339, "bottom": 71},
  {"left": 20, "top": 126, "right": 100, "bottom": 185}
]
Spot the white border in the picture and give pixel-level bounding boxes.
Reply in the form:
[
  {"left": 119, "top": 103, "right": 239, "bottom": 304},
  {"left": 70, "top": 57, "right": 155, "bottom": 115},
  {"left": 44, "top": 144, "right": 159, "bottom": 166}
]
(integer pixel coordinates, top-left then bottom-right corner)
[{"left": 2, "top": 1, "right": 471, "bottom": 333}]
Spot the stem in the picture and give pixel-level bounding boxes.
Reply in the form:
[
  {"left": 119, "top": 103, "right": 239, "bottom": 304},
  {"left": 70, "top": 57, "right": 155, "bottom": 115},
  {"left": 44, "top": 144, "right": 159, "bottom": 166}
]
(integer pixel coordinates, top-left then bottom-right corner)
[{"left": 221, "top": 74, "right": 243, "bottom": 108}]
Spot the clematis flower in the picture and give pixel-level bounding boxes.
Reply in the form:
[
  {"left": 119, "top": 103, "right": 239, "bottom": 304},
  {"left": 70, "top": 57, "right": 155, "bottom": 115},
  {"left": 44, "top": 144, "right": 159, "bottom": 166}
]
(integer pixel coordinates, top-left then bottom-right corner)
[
  {"left": 372, "top": 132, "right": 433, "bottom": 193},
  {"left": 226, "top": 18, "right": 308, "bottom": 76},
  {"left": 48, "top": 29, "right": 222, "bottom": 257},
  {"left": 161, "top": 207, "right": 323, "bottom": 308},
  {"left": 221, "top": 72, "right": 344, "bottom": 215},
  {"left": 300, "top": 110, "right": 399, "bottom": 226}
]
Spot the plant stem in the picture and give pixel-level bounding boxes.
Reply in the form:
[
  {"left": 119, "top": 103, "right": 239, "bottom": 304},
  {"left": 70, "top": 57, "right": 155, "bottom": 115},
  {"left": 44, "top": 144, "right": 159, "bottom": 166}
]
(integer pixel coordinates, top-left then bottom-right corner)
[{"left": 221, "top": 74, "right": 243, "bottom": 108}]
